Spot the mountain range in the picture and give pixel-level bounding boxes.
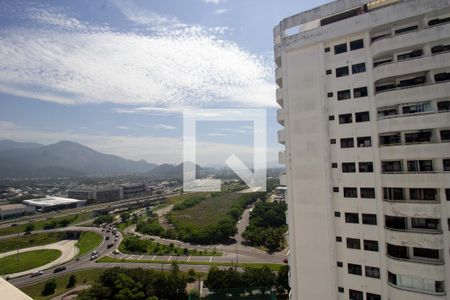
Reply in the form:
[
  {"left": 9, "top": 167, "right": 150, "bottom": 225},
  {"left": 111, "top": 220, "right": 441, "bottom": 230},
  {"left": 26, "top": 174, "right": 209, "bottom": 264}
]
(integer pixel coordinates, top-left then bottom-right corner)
[{"left": 0, "top": 140, "right": 200, "bottom": 179}]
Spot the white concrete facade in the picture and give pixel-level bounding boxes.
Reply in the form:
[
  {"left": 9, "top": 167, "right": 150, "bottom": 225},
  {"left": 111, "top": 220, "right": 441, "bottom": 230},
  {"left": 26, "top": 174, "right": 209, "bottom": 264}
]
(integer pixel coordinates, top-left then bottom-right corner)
[{"left": 274, "top": 0, "right": 450, "bottom": 299}]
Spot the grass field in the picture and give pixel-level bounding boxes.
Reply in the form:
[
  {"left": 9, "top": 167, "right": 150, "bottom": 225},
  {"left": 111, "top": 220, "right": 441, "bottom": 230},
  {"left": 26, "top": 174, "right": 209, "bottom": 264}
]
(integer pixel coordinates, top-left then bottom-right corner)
[
  {"left": 0, "top": 232, "right": 66, "bottom": 253},
  {"left": 168, "top": 193, "right": 242, "bottom": 227},
  {"left": 75, "top": 232, "right": 103, "bottom": 257},
  {"left": 20, "top": 269, "right": 103, "bottom": 300},
  {"left": 166, "top": 192, "right": 208, "bottom": 206},
  {"left": 0, "top": 212, "right": 93, "bottom": 236},
  {"left": 0, "top": 249, "right": 62, "bottom": 275},
  {"left": 98, "top": 256, "right": 284, "bottom": 271}
]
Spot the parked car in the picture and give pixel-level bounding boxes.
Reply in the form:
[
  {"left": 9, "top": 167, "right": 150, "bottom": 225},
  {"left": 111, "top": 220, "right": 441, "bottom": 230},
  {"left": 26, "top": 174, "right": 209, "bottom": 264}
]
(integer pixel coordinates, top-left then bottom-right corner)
[
  {"left": 90, "top": 255, "right": 98, "bottom": 261},
  {"left": 107, "top": 243, "right": 114, "bottom": 249},
  {"left": 105, "top": 236, "right": 110, "bottom": 240},
  {"left": 112, "top": 250, "right": 119, "bottom": 255},
  {"left": 54, "top": 266, "right": 66, "bottom": 273}
]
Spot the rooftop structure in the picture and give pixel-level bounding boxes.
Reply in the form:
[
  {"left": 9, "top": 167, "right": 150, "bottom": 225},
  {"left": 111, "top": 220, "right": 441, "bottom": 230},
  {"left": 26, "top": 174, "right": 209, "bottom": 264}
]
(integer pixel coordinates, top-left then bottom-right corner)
[{"left": 23, "top": 196, "right": 85, "bottom": 211}]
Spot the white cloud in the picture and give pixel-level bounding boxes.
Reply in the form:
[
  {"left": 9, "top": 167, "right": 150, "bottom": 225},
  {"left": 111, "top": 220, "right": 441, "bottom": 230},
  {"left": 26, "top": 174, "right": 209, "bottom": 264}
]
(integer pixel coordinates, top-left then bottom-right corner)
[
  {"left": 214, "top": 9, "right": 229, "bottom": 15},
  {"left": 202, "top": 0, "right": 226, "bottom": 4},
  {"left": 0, "top": 1, "right": 275, "bottom": 108},
  {"left": 152, "top": 124, "right": 176, "bottom": 130},
  {"left": 116, "top": 126, "right": 130, "bottom": 130}
]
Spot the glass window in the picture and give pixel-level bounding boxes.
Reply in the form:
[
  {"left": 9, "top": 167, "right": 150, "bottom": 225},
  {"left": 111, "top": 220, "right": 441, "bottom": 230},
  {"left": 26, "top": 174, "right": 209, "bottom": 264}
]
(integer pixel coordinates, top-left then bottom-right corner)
[
  {"left": 355, "top": 111, "right": 370, "bottom": 122},
  {"left": 350, "top": 39, "right": 364, "bottom": 50},
  {"left": 397, "top": 49, "right": 423, "bottom": 61},
  {"left": 336, "top": 236, "right": 342, "bottom": 242},
  {"left": 360, "top": 188, "right": 375, "bottom": 198},
  {"left": 336, "top": 66, "right": 349, "bottom": 77},
  {"left": 357, "top": 136, "right": 371, "bottom": 147},
  {"left": 337, "top": 89, "right": 351, "bottom": 100},
  {"left": 326, "top": 69, "right": 332, "bottom": 75},
  {"left": 334, "top": 43, "right": 347, "bottom": 54},
  {"left": 344, "top": 188, "right": 357, "bottom": 198},
  {"left": 327, "top": 92, "right": 333, "bottom": 98},
  {"left": 342, "top": 162, "right": 356, "bottom": 173},
  {"left": 337, "top": 261, "right": 343, "bottom": 267},
  {"left": 435, "top": 72, "right": 450, "bottom": 82},
  {"left": 405, "top": 131, "right": 432, "bottom": 143},
  {"left": 335, "top": 211, "right": 341, "bottom": 217},
  {"left": 349, "top": 289, "right": 363, "bottom": 300},
  {"left": 363, "top": 240, "right": 379, "bottom": 252},
  {"left": 441, "top": 130, "right": 450, "bottom": 141},
  {"left": 340, "top": 138, "right": 354, "bottom": 148},
  {"left": 407, "top": 160, "right": 433, "bottom": 172},
  {"left": 339, "top": 113, "right": 352, "bottom": 124},
  {"left": 384, "top": 188, "right": 404, "bottom": 200},
  {"left": 437, "top": 101, "right": 450, "bottom": 111},
  {"left": 365, "top": 266, "right": 380, "bottom": 278},
  {"left": 324, "top": 47, "right": 330, "bottom": 53},
  {"left": 346, "top": 238, "right": 361, "bottom": 249},
  {"left": 410, "top": 188, "right": 437, "bottom": 201},
  {"left": 411, "top": 218, "right": 439, "bottom": 230},
  {"left": 330, "top": 139, "right": 336, "bottom": 144},
  {"left": 378, "top": 107, "right": 398, "bottom": 118},
  {"left": 444, "top": 159, "right": 450, "bottom": 171},
  {"left": 394, "top": 25, "right": 418, "bottom": 34},
  {"left": 338, "top": 287, "right": 344, "bottom": 293},
  {"left": 413, "top": 247, "right": 440, "bottom": 259},
  {"left": 359, "top": 162, "right": 373, "bottom": 172},
  {"left": 353, "top": 87, "right": 368, "bottom": 98},
  {"left": 348, "top": 264, "right": 362, "bottom": 275},
  {"left": 382, "top": 161, "right": 402, "bottom": 172},
  {"left": 333, "top": 187, "right": 339, "bottom": 192},
  {"left": 345, "top": 213, "right": 359, "bottom": 223},
  {"left": 366, "top": 293, "right": 381, "bottom": 300},
  {"left": 380, "top": 133, "right": 401, "bottom": 145},
  {"left": 362, "top": 214, "right": 377, "bottom": 225},
  {"left": 385, "top": 216, "right": 407, "bottom": 230},
  {"left": 387, "top": 243, "right": 408, "bottom": 259},
  {"left": 402, "top": 101, "right": 432, "bottom": 114},
  {"left": 352, "top": 62, "right": 366, "bottom": 74}
]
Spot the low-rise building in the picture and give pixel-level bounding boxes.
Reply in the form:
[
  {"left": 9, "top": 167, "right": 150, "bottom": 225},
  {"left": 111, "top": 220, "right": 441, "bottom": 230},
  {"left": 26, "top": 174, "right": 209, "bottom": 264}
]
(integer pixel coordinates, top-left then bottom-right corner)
[
  {"left": 121, "top": 183, "right": 145, "bottom": 198},
  {"left": 67, "top": 189, "right": 94, "bottom": 201},
  {"left": 0, "top": 204, "right": 35, "bottom": 220},
  {"left": 23, "top": 196, "right": 86, "bottom": 212}
]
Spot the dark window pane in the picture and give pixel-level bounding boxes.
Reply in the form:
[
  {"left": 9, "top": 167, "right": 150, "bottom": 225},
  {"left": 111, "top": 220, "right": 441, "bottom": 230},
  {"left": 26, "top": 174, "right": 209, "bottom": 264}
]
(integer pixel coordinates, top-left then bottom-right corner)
[
  {"left": 346, "top": 238, "right": 361, "bottom": 249},
  {"left": 384, "top": 188, "right": 404, "bottom": 200},
  {"left": 349, "top": 289, "right": 363, "bottom": 300},
  {"left": 342, "top": 162, "right": 356, "bottom": 173},
  {"left": 340, "top": 138, "right": 354, "bottom": 148},
  {"left": 345, "top": 213, "right": 359, "bottom": 223},
  {"left": 350, "top": 39, "right": 364, "bottom": 50},
  {"left": 359, "top": 162, "right": 373, "bottom": 172},
  {"left": 362, "top": 214, "right": 377, "bottom": 225},
  {"left": 336, "top": 66, "right": 349, "bottom": 77},
  {"left": 355, "top": 111, "right": 370, "bottom": 122},
  {"left": 365, "top": 266, "right": 380, "bottom": 278},
  {"left": 337, "top": 90, "right": 351, "bottom": 100},
  {"left": 385, "top": 216, "right": 407, "bottom": 230},
  {"left": 344, "top": 188, "right": 357, "bottom": 198},
  {"left": 364, "top": 240, "right": 379, "bottom": 251},
  {"left": 394, "top": 25, "right": 418, "bottom": 34},
  {"left": 348, "top": 264, "right": 362, "bottom": 275},
  {"left": 352, "top": 63, "right": 366, "bottom": 74},
  {"left": 360, "top": 188, "right": 375, "bottom": 198},
  {"left": 339, "top": 113, "right": 352, "bottom": 124},
  {"left": 334, "top": 43, "right": 347, "bottom": 54},
  {"left": 367, "top": 293, "right": 381, "bottom": 300},
  {"left": 353, "top": 87, "right": 368, "bottom": 98}
]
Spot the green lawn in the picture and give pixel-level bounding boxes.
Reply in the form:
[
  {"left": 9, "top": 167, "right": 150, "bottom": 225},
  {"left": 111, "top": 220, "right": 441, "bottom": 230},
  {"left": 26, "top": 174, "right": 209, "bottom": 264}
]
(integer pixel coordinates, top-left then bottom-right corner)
[
  {"left": 20, "top": 269, "right": 103, "bottom": 300},
  {"left": 166, "top": 192, "right": 208, "bottom": 206},
  {"left": 0, "top": 212, "right": 93, "bottom": 236},
  {"left": 98, "top": 256, "right": 284, "bottom": 272},
  {"left": 0, "top": 249, "right": 62, "bottom": 275},
  {"left": 75, "top": 232, "right": 103, "bottom": 257},
  {"left": 0, "top": 232, "right": 66, "bottom": 253},
  {"left": 168, "top": 193, "right": 242, "bottom": 227}
]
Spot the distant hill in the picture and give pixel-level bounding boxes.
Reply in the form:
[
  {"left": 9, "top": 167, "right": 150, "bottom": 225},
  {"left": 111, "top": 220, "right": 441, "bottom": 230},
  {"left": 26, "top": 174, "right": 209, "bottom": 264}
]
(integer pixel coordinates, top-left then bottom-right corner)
[
  {"left": 0, "top": 140, "right": 158, "bottom": 178},
  {"left": 148, "top": 161, "right": 206, "bottom": 180}
]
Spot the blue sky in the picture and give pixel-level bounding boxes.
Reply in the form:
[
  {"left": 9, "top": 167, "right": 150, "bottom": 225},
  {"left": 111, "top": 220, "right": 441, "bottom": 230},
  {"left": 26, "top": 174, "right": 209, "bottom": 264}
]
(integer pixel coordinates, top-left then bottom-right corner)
[{"left": 0, "top": 0, "right": 329, "bottom": 165}]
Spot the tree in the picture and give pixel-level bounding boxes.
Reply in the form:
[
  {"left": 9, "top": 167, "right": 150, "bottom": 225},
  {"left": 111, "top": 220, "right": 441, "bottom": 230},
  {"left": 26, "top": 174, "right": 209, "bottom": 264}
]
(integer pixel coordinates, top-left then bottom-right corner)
[
  {"left": 277, "top": 265, "right": 290, "bottom": 294},
  {"left": 24, "top": 223, "right": 34, "bottom": 232},
  {"left": 42, "top": 279, "right": 57, "bottom": 296},
  {"left": 121, "top": 212, "right": 131, "bottom": 223},
  {"left": 67, "top": 274, "right": 77, "bottom": 288}
]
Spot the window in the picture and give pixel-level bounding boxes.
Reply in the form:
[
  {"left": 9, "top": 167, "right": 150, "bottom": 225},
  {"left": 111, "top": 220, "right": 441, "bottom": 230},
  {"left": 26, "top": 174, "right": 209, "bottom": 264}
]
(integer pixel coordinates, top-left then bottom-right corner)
[
  {"left": 326, "top": 69, "right": 332, "bottom": 75},
  {"left": 431, "top": 44, "right": 450, "bottom": 54},
  {"left": 340, "top": 138, "right": 354, "bottom": 148},
  {"left": 394, "top": 25, "right": 418, "bottom": 35},
  {"left": 331, "top": 162, "right": 338, "bottom": 168},
  {"left": 429, "top": 16, "right": 450, "bottom": 27},
  {"left": 337, "top": 89, "right": 351, "bottom": 100},
  {"left": 334, "top": 43, "right": 347, "bottom": 54},
  {"left": 336, "top": 66, "right": 349, "bottom": 77},
  {"left": 384, "top": 188, "right": 404, "bottom": 200},
  {"left": 355, "top": 111, "right": 370, "bottom": 122},
  {"left": 336, "top": 236, "right": 342, "bottom": 242},
  {"left": 397, "top": 49, "right": 423, "bottom": 61},
  {"left": 446, "top": 189, "right": 449, "bottom": 200},
  {"left": 382, "top": 160, "right": 402, "bottom": 172},
  {"left": 374, "top": 57, "right": 393, "bottom": 67},
  {"left": 348, "top": 264, "right": 362, "bottom": 276},
  {"left": 350, "top": 39, "right": 364, "bottom": 50},
  {"left": 444, "top": 159, "right": 450, "bottom": 171},
  {"left": 402, "top": 101, "right": 432, "bottom": 114},
  {"left": 438, "top": 101, "right": 450, "bottom": 111},
  {"left": 333, "top": 187, "right": 339, "bottom": 192},
  {"left": 413, "top": 247, "right": 440, "bottom": 260},
  {"left": 352, "top": 63, "right": 366, "bottom": 74},
  {"left": 330, "top": 139, "right": 336, "bottom": 144},
  {"left": 339, "top": 113, "right": 352, "bottom": 124},
  {"left": 355, "top": 136, "right": 371, "bottom": 147},
  {"left": 345, "top": 213, "right": 359, "bottom": 223},
  {"left": 364, "top": 240, "right": 379, "bottom": 252},
  {"left": 360, "top": 188, "right": 375, "bottom": 199},
  {"left": 398, "top": 75, "right": 426, "bottom": 87},
  {"left": 335, "top": 212, "right": 341, "bottom": 217},
  {"left": 344, "top": 188, "right": 357, "bottom": 198},
  {"left": 359, "top": 162, "right": 373, "bottom": 172},
  {"left": 337, "top": 261, "right": 343, "bottom": 267},
  {"left": 324, "top": 47, "right": 330, "bottom": 53},
  {"left": 375, "top": 83, "right": 396, "bottom": 93},
  {"left": 338, "top": 287, "right": 344, "bottom": 293},
  {"left": 328, "top": 115, "right": 334, "bottom": 121},
  {"left": 435, "top": 72, "right": 450, "bottom": 82},
  {"left": 407, "top": 160, "right": 433, "bottom": 172},
  {"left": 387, "top": 243, "right": 408, "bottom": 259},
  {"left": 353, "top": 87, "right": 368, "bottom": 98},
  {"left": 342, "top": 162, "right": 356, "bottom": 173},
  {"left": 380, "top": 133, "right": 401, "bottom": 145},
  {"left": 365, "top": 266, "right": 380, "bottom": 278},
  {"left": 405, "top": 130, "right": 432, "bottom": 144},
  {"left": 327, "top": 92, "right": 334, "bottom": 98},
  {"left": 410, "top": 188, "right": 437, "bottom": 201},
  {"left": 378, "top": 106, "right": 398, "bottom": 118},
  {"left": 346, "top": 238, "right": 361, "bottom": 249},
  {"left": 349, "top": 289, "right": 363, "bottom": 300},
  {"left": 366, "top": 293, "right": 381, "bottom": 300},
  {"left": 362, "top": 214, "right": 377, "bottom": 225},
  {"left": 441, "top": 130, "right": 450, "bottom": 141},
  {"left": 411, "top": 218, "right": 439, "bottom": 230},
  {"left": 385, "top": 216, "right": 407, "bottom": 230}
]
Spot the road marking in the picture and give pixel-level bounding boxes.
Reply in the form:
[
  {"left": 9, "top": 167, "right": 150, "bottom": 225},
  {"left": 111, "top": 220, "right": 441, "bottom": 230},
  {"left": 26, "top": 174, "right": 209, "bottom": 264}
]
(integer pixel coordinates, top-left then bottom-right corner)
[
  {"left": 152, "top": 255, "right": 156, "bottom": 261},
  {"left": 187, "top": 256, "right": 191, "bottom": 262},
  {"left": 123, "top": 254, "right": 128, "bottom": 259},
  {"left": 168, "top": 256, "right": 172, "bottom": 261},
  {"left": 138, "top": 255, "right": 143, "bottom": 260},
  {"left": 209, "top": 256, "right": 213, "bottom": 262}
]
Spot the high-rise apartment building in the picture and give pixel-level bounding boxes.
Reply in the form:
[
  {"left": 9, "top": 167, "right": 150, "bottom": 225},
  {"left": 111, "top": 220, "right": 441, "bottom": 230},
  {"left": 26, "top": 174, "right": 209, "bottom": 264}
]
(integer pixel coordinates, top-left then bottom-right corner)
[{"left": 274, "top": 0, "right": 450, "bottom": 299}]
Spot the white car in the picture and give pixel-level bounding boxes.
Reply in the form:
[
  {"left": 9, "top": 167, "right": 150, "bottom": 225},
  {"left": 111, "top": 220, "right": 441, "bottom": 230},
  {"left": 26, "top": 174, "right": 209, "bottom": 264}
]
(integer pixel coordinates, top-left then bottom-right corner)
[{"left": 30, "top": 271, "right": 43, "bottom": 277}]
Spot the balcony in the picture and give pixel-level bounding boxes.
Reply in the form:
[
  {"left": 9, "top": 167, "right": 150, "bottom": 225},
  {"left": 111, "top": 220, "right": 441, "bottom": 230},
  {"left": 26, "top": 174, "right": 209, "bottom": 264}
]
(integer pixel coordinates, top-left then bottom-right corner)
[
  {"left": 385, "top": 228, "right": 443, "bottom": 249},
  {"left": 278, "top": 129, "right": 285, "bottom": 144},
  {"left": 277, "top": 108, "right": 285, "bottom": 126},
  {"left": 274, "top": 43, "right": 281, "bottom": 67},
  {"left": 381, "top": 172, "right": 450, "bottom": 188},
  {"left": 279, "top": 151, "right": 287, "bottom": 165},
  {"left": 377, "top": 111, "right": 449, "bottom": 134},
  {"left": 276, "top": 88, "right": 283, "bottom": 106},
  {"left": 383, "top": 200, "right": 441, "bottom": 219},
  {"left": 373, "top": 52, "right": 450, "bottom": 82},
  {"left": 275, "top": 67, "right": 282, "bottom": 88},
  {"left": 371, "top": 22, "right": 450, "bottom": 57}
]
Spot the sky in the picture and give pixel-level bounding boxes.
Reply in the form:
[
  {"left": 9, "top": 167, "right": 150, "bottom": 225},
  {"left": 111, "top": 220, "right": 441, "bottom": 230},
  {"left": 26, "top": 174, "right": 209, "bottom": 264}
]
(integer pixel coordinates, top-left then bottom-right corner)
[{"left": 0, "top": 0, "right": 329, "bottom": 166}]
